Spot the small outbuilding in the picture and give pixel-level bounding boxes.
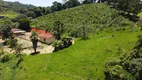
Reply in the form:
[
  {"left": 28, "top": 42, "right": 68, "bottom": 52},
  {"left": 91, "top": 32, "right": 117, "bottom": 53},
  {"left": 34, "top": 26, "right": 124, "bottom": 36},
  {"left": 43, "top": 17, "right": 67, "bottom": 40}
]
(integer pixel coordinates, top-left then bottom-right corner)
[
  {"left": 12, "top": 28, "right": 26, "bottom": 35},
  {"left": 31, "top": 28, "right": 55, "bottom": 44}
]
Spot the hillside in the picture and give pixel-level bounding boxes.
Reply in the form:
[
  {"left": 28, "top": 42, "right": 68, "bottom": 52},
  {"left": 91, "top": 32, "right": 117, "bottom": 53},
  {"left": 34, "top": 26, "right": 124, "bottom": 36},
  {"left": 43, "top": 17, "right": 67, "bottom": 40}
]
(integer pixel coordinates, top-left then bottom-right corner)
[
  {"left": 0, "top": 0, "right": 36, "bottom": 18},
  {"left": 1, "top": 2, "right": 142, "bottom": 80},
  {"left": 0, "top": 10, "right": 19, "bottom": 18},
  {"left": 0, "top": 30, "right": 142, "bottom": 80},
  {"left": 0, "top": 0, "right": 35, "bottom": 12},
  {"left": 31, "top": 3, "right": 129, "bottom": 37}
]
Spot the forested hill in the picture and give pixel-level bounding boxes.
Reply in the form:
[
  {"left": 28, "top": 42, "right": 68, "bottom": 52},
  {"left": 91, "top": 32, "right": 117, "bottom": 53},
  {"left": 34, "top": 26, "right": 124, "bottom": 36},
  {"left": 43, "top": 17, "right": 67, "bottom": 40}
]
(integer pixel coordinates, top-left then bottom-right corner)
[
  {"left": 31, "top": 3, "right": 129, "bottom": 37},
  {"left": 0, "top": 0, "right": 35, "bottom": 13}
]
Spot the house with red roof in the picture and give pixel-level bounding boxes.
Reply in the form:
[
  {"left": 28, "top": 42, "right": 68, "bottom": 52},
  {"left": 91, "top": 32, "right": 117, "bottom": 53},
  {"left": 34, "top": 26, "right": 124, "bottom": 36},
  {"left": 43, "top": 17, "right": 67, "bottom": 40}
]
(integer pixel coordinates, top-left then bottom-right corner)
[{"left": 31, "top": 28, "right": 55, "bottom": 44}]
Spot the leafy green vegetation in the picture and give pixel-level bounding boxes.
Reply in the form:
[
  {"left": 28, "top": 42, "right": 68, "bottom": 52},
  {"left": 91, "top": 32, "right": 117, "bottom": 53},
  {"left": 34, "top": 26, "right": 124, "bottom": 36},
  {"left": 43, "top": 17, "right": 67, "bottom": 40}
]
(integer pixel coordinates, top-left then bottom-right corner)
[
  {"left": 107, "top": 0, "right": 142, "bottom": 15},
  {"left": 30, "top": 31, "right": 39, "bottom": 53},
  {"left": 105, "top": 34, "right": 142, "bottom": 80},
  {"left": 0, "top": 18, "right": 13, "bottom": 27},
  {"left": 14, "top": 14, "right": 31, "bottom": 31},
  {"left": 138, "top": 12, "right": 142, "bottom": 19},
  {"left": 31, "top": 3, "right": 129, "bottom": 37},
  {"left": 0, "top": 30, "right": 142, "bottom": 80},
  {"left": 0, "top": 1, "right": 142, "bottom": 80},
  {"left": 0, "top": 0, "right": 35, "bottom": 14},
  {"left": 0, "top": 11, "right": 19, "bottom": 18}
]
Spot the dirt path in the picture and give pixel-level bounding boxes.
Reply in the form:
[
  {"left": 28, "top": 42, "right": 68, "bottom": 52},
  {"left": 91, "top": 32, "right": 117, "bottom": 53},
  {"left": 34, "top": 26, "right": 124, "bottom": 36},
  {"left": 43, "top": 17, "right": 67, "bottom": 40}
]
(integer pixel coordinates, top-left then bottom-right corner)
[
  {"left": 0, "top": 38, "right": 54, "bottom": 55},
  {"left": 0, "top": 36, "right": 75, "bottom": 55}
]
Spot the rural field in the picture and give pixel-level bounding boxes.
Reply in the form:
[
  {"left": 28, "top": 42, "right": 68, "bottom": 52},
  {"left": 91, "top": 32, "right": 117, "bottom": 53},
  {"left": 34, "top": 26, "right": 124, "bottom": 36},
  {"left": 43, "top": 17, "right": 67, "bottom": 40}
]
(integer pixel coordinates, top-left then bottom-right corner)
[
  {"left": 1, "top": 29, "right": 142, "bottom": 80},
  {"left": 0, "top": 11, "right": 18, "bottom": 18},
  {"left": 0, "top": 0, "right": 142, "bottom": 80}
]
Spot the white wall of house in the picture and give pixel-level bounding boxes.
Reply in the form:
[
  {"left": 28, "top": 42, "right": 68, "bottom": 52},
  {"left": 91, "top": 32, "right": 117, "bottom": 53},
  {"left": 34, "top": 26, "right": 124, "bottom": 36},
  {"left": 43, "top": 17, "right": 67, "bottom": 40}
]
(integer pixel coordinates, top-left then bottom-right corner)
[{"left": 39, "top": 36, "right": 55, "bottom": 44}]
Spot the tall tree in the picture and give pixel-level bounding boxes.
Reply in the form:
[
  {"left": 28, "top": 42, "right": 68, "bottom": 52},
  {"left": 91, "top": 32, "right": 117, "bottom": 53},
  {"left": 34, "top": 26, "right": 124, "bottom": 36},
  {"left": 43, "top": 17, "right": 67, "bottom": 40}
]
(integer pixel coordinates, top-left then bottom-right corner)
[
  {"left": 30, "top": 31, "right": 38, "bottom": 53},
  {"left": 0, "top": 24, "right": 12, "bottom": 41},
  {"left": 51, "top": 1, "right": 63, "bottom": 12},
  {"left": 33, "top": 7, "right": 42, "bottom": 17},
  {"left": 107, "top": 0, "right": 142, "bottom": 15},
  {"left": 80, "top": 25, "right": 91, "bottom": 40},
  {"left": 25, "top": 11, "right": 36, "bottom": 18},
  {"left": 63, "top": 0, "right": 80, "bottom": 9},
  {"left": 53, "top": 21, "right": 64, "bottom": 40},
  {"left": 14, "top": 14, "right": 31, "bottom": 31}
]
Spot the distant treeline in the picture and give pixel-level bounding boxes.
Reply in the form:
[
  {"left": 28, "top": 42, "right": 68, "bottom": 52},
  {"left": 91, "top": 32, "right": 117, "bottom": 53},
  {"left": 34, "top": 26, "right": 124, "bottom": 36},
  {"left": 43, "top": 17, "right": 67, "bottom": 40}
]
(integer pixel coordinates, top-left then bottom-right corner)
[
  {"left": 0, "top": 0, "right": 108, "bottom": 18},
  {"left": 1, "top": 0, "right": 141, "bottom": 19}
]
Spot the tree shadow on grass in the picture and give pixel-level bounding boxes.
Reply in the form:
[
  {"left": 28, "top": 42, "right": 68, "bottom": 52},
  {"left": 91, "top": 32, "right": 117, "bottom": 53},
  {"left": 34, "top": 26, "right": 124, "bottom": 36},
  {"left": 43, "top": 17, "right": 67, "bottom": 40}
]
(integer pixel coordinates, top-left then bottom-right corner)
[
  {"left": 120, "top": 13, "right": 140, "bottom": 22},
  {"left": 30, "top": 51, "right": 40, "bottom": 55},
  {"left": 80, "top": 37, "right": 90, "bottom": 41}
]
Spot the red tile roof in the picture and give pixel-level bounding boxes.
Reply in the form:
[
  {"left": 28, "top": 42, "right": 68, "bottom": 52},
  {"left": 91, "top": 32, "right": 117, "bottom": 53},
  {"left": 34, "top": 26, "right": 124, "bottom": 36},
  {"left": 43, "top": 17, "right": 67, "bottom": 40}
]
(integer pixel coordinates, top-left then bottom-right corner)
[
  {"left": 31, "top": 28, "right": 54, "bottom": 39},
  {"left": 12, "top": 28, "right": 22, "bottom": 32}
]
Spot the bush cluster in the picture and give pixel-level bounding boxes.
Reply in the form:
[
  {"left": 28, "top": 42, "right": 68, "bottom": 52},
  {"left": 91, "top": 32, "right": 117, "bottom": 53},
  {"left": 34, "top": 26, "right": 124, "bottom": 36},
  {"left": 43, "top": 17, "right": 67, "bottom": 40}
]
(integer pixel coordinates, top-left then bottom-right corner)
[
  {"left": 105, "top": 35, "right": 142, "bottom": 80},
  {"left": 52, "top": 37, "right": 72, "bottom": 52}
]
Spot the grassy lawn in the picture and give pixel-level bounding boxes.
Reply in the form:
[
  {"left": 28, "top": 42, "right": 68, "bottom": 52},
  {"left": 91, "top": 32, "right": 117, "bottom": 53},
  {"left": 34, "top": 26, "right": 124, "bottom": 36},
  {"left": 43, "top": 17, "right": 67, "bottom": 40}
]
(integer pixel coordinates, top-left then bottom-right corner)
[{"left": 0, "top": 30, "right": 142, "bottom": 80}]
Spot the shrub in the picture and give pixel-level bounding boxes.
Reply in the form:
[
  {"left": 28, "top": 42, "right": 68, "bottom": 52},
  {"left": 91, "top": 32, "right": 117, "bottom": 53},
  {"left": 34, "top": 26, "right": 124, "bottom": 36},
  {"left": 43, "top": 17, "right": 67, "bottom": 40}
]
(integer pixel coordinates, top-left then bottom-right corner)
[
  {"left": 0, "top": 49, "right": 4, "bottom": 57},
  {"left": 0, "top": 49, "right": 9, "bottom": 63},
  {"left": 105, "top": 35, "right": 142, "bottom": 80},
  {"left": 14, "top": 44, "right": 24, "bottom": 54},
  {"left": 52, "top": 38, "right": 73, "bottom": 52},
  {"left": 7, "top": 37, "right": 18, "bottom": 48},
  {"left": 0, "top": 54, "right": 11, "bottom": 63},
  {"left": 52, "top": 40, "right": 59, "bottom": 52}
]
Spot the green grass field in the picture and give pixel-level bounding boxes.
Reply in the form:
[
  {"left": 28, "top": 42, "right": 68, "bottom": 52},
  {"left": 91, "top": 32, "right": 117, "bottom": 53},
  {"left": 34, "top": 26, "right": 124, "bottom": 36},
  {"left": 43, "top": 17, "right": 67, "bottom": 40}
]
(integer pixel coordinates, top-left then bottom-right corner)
[
  {"left": 0, "top": 11, "right": 18, "bottom": 18},
  {"left": 1, "top": 29, "right": 142, "bottom": 80}
]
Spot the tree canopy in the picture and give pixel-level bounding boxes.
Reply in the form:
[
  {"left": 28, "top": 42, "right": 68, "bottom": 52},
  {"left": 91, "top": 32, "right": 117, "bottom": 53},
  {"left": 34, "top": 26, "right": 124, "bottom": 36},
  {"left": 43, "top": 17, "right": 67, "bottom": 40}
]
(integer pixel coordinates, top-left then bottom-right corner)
[{"left": 107, "top": 0, "right": 142, "bottom": 15}]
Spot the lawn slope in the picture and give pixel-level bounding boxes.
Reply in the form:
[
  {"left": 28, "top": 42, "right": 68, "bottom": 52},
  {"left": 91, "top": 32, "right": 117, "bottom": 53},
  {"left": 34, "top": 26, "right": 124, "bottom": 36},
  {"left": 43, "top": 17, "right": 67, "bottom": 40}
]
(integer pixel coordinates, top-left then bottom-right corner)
[{"left": 1, "top": 30, "right": 141, "bottom": 80}]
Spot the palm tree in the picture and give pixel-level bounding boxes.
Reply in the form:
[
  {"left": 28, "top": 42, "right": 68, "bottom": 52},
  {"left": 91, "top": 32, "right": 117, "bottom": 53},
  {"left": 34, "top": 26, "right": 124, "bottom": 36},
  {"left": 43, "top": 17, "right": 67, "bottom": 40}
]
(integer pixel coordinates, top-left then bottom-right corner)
[{"left": 30, "top": 31, "right": 38, "bottom": 53}]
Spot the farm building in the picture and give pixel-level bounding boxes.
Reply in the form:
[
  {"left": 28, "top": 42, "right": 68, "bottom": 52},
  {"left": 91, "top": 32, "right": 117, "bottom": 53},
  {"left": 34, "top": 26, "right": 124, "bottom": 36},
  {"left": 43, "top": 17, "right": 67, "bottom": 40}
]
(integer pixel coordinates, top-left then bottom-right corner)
[
  {"left": 31, "top": 28, "right": 55, "bottom": 44},
  {"left": 12, "top": 28, "right": 26, "bottom": 35},
  {"left": 0, "top": 28, "right": 26, "bottom": 39}
]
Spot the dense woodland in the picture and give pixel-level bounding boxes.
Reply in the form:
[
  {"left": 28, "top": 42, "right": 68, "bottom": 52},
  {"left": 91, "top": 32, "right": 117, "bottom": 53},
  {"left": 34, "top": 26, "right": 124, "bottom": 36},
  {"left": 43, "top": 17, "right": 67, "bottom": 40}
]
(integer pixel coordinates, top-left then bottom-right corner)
[{"left": 0, "top": 0, "right": 142, "bottom": 80}]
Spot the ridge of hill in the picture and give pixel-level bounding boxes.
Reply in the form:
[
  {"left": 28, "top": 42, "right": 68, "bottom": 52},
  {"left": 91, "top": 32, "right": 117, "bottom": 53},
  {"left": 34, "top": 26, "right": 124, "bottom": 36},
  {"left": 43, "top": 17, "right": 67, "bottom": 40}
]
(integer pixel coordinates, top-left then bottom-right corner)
[
  {"left": 1, "top": 2, "right": 142, "bottom": 80},
  {"left": 31, "top": 3, "right": 130, "bottom": 37},
  {"left": 0, "top": 0, "right": 35, "bottom": 12},
  {"left": 0, "top": 0, "right": 35, "bottom": 18}
]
